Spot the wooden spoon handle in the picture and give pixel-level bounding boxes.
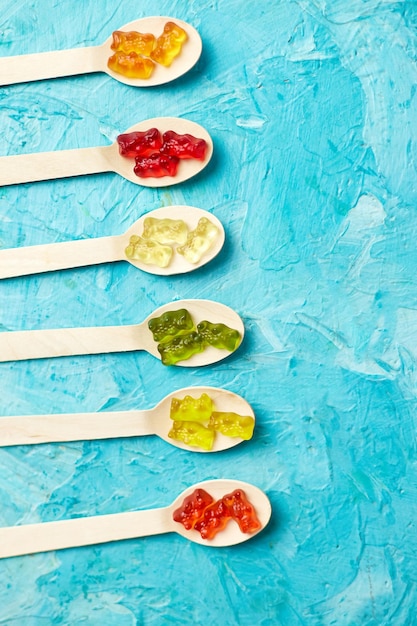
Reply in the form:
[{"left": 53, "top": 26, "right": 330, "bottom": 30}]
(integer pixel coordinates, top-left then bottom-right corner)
[
  {"left": 0, "top": 235, "right": 122, "bottom": 279},
  {"left": 0, "top": 323, "right": 148, "bottom": 362},
  {"left": 0, "top": 144, "right": 114, "bottom": 186},
  {"left": 0, "top": 507, "right": 170, "bottom": 558},
  {"left": 0, "top": 45, "right": 102, "bottom": 86},
  {"left": 0, "top": 410, "right": 153, "bottom": 446}
]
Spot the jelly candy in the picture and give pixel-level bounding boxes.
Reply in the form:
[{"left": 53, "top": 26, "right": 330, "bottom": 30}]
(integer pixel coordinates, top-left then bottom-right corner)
[
  {"left": 124, "top": 235, "right": 172, "bottom": 268},
  {"left": 176, "top": 217, "right": 219, "bottom": 264},
  {"left": 168, "top": 420, "right": 215, "bottom": 451},
  {"left": 148, "top": 308, "right": 195, "bottom": 343},
  {"left": 107, "top": 51, "right": 155, "bottom": 79},
  {"left": 133, "top": 153, "right": 179, "bottom": 178},
  {"left": 148, "top": 308, "right": 241, "bottom": 365},
  {"left": 222, "top": 489, "right": 262, "bottom": 534},
  {"left": 117, "top": 129, "right": 163, "bottom": 158},
  {"left": 194, "top": 498, "right": 231, "bottom": 539},
  {"left": 172, "top": 488, "right": 262, "bottom": 539},
  {"left": 150, "top": 21, "right": 188, "bottom": 67},
  {"left": 110, "top": 30, "right": 156, "bottom": 56},
  {"left": 172, "top": 489, "right": 214, "bottom": 530},
  {"left": 157, "top": 331, "right": 205, "bottom": 366},
  {"left": 170, "top": 393, "right": 213, "bottom": 422},
  {"left": 197, "top": 321, "right": 241, "bottom": 351},
  {"left": 160, "top": 131, "right": 207, "bottom": 161},
  {"left": 142, "top": 217, "right": 188, "bottom": 245},
  {"left": 209, "top": 411, "right": 255, "bottom": 440}
]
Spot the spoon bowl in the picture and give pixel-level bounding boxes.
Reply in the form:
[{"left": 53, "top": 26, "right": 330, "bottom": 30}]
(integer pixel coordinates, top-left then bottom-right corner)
[
  {"left": 0, "top": 117, "right": 213, "bottom": 187},
  {"left": 0, "top": 385, "right": 254, "bottom": 452},
  {"left": 0, "top": 479, "right": 271, "bottom": 557},
  {"left": 0, "top": 205, "right": 225, "bottom": 279},
  {"left": 110, "top": 117, "right": 213, "bottom": 187},
  {"left": 0, "top": 299, "right": 244, "bottom": 365},
  {"left": 170, "top": 479, "right": 271, "bottom": 547},
  {"left": 0, "top": 16, "right": 202, "bottom": 87}
]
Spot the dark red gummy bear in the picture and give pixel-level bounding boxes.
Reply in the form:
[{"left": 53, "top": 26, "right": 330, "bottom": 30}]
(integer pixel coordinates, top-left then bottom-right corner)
[
  {"left": 194, "top": 498, "right": 231, "bottom": 539},
  {"left": 133, "top": 153, "right": 180, "bottom": 178},
  {"left": 222, "top": 489, "right": 261, "bottom": 534},
  {"left": 172, "top": 488, "right": 215, "bottom": 530},
  {"left": 160, "top": 130, "right": 207, "bottom": 160},
  {"left": 117, "top": 128, "right": 163, "bottom": 158}
]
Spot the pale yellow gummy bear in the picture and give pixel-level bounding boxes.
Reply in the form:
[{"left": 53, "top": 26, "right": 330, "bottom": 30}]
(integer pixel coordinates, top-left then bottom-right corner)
[
  {"left": 176, "top": 217, "right": 219, "bottom": 264},
  {"left": 142, "top": 217, "right": 188, "bottom": 245},
  {"left": 125, "top": 235, "right": 172, "bottom": 267}
]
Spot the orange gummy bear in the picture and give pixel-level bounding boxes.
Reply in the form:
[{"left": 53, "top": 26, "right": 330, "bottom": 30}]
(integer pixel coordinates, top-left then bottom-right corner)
[
  {"left": 150, "top": 21, "right": 187, "bottom": 67},
  {"left": 110, "top": 30, "right": 156, "bottom": 56},
  {"left": 107, "top": 51, "right": 155, "bottom": 79},
  {"left": 194, "top": 498, "right": 231, "bottom": 540},
  {"left": 222, "top": 489, "right": 262, "bottom": 534}
]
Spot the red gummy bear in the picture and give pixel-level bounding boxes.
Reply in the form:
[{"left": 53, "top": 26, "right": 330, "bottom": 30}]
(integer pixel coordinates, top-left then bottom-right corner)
[
  {"left": 222, "top": 489, "right": 262, "bottom": 534},
  {"left": 134, "top": 153, "right": 180, "bottom": 178},
  {"left": 160, "top": 130, "right": 207, "bottom": 160},
  {"left": 117, "top": 128, "right": 163, "bottom": 158},
  {"left": 172, "top": 488, "right": 215, "bottom": 530},
  {"left": 194, "top": 498, "right": 231, "bottom": 539}
]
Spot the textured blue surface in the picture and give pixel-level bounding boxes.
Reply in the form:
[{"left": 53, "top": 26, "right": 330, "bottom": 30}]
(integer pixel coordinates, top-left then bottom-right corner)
[{"left": 1, "top": 0, "right": 417, "bottom": 623}]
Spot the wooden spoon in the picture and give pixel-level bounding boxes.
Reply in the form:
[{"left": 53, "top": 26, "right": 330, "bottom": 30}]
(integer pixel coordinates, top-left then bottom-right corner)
[
  {"left": 0, "top": 16, "right": 202, "bottom": 87},
  {"left": 0, "top": 206, "right": 224, "bottom": 279},
  {"left": 0, "top": 385, "right": 254, "bottom": 451},
  {"left": 0, "top": 117, "right": 213, "bottom": 187},
  {"left": 0, "top": 479, "right": 271, "bottom": 558},
  {"left": 0, "top": 299, "right": 244, "bottom": 364}
]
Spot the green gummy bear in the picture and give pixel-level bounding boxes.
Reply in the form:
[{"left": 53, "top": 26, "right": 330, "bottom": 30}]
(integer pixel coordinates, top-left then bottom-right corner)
[
  {"left": 170, "top": 393, "right": 213, "bottom": 422},
  {"left": 209, "top": 411, "right": 255, "bottom": 440},
  {"left": 158, "top": 331, "right": 205, "bottom": 365},
  {"left": 196, "top": 320, "right": 241, "bottom": 351},
  {"left": 168, "top": 420, "right": 215, "bottom": 451},
  {"left": 148, "top": 308, "right": 195, "bottom": 343}
]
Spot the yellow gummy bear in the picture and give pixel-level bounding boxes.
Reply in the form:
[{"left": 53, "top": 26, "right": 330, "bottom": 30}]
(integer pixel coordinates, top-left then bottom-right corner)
[
  {"left": 125, "top": 235, "right": 172, "bottom": 267},
  {"left": 170, "top": 393, "right": 213, "bottom": 422},
  {"left": 208, "top": 412, "right": 255, "bottom": 440},
  {"left": 168, "top": 420, "right": 215, "bottom": 451},
  {"left": 150, "top": 21, "right": 187, "bottom": 67},
  {"left": 142, "top": 217, "right": 188, "bottom": 245},
  {"left": 176, "top": 218, "right": 219, "bottom": 264},
  {"left": 107, "top": 51, "right": 155, "bottom": 79},
  {"left": 110, "top": 30, "right": 156, "bottom": 56}
]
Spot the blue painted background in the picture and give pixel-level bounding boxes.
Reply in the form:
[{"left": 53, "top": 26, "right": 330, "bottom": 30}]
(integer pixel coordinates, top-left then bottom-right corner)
[{"left": 1, "top": 0, "right": 417, "bottom": 623}]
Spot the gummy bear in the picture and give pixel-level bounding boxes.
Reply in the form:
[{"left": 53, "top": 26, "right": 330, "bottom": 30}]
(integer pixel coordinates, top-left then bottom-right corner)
[
  {"left": 157, "top": 331, "right": 205, "bottom": 365},
  {"left": 133, "top": 154, "right": 179, "bottom": 178},
  {"left": 150, "top": 21, "right": 187, "bottom": 67},
  {"left": 168, "top": 420, "right": 215, "bottom": 451},
  {"left": 117, "top": 129, "right": 163, "bottom": 158},
  {"left": 197, "top": 321, "right": 241, "bottom": 351},
  {"left": 142, "top": 217, "right": 188, "bottom": 245},
  {"left": 107, "top": 51, "right": 155, "bottom": 79},
  {"left": 222, "top": 489, "right": 262, "bottom": 534},
  {"left": 124, "top": 235, "right": 172, "bottom": 268},
  {"left": 172, "top": 489, "right": 215, "bottom": 530},
  {"left": 194, "top": 498, "right": 231, "bottom": 539},
  {"left": 110, "top": 30, "right": 156, "bottom": 56},
  {"left": 176, "top": 217, "right": 219, "bottom": 264},
  {"left": 170, "top": 393, "right": 213, "bottom": 422},
  {"left": 148, "top": 308, "right": 195, "bottom": 343},
  {"left": 160, "top": 131, "right": 207, "bottom": 161},
  {"left": 209, "top": 411, "right": 255, "bottom": 440}
]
